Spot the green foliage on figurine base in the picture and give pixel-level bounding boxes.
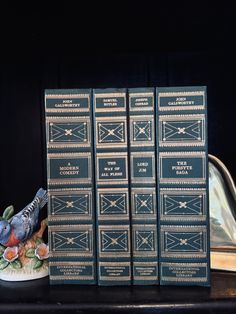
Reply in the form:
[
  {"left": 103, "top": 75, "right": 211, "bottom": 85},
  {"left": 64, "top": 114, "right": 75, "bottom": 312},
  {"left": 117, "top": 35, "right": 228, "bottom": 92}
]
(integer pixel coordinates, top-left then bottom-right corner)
[
  {"left": 0, "top": 215, "right": 49, "bottom": 282},
  {"left": 0, "top": 258, "right": 49, "bottom": 281}
]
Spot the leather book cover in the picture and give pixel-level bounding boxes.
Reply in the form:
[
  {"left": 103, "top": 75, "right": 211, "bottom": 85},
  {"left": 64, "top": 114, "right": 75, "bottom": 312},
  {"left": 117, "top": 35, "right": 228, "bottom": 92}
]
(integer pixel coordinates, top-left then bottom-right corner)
[
  {"left": 45, "top": 89, "right": 96, "bottom": 284},
  {"left": 156, "top": 86, "right": 210, "bottom": 286},
  {"left": 93, "top": 88, "right": 131, "bottom": 285},
  {"left": 128, "top": 87, "right": 158, "bottom": 285}
]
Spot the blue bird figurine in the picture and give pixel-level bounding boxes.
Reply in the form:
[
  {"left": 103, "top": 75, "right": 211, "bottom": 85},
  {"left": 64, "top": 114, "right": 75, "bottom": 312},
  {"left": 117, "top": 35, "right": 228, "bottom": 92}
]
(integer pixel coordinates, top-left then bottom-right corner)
[{"left": 0, "top": 188, "right": 48, "bottom": 247}]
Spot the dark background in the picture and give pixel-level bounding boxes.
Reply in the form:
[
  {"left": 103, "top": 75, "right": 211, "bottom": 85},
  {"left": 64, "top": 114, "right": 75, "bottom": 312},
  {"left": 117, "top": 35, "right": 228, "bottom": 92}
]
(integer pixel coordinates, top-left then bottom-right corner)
[{"left": 0, "top": 2, "right": 235, "bottom": 213}]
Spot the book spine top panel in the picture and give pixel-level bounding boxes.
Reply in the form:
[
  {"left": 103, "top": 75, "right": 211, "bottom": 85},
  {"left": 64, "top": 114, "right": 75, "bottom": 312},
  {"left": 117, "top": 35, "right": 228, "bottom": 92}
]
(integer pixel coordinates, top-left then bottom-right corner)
[
  {"left": 45, "top": 89, "right": 91, "bottom": 114},
  {"left": 129, "top": 87, "right": 154, "bottom": 112},
  {"left": 157, "top": 86, "right": 206, "bottom": 112}
]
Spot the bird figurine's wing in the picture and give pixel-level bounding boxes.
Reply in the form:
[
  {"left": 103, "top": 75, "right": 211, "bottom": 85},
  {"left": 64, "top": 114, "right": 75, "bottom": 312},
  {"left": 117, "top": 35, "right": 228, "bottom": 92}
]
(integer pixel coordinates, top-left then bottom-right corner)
[{"left": 11, "top": 188, "right": 48, "bottom": 242}]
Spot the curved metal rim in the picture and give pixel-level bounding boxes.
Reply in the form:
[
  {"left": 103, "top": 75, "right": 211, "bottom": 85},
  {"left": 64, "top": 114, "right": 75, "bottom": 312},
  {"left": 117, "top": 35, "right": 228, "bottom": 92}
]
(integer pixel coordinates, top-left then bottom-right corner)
[{"left": 208, "top": 154, "right": 236, "bottom": 202}]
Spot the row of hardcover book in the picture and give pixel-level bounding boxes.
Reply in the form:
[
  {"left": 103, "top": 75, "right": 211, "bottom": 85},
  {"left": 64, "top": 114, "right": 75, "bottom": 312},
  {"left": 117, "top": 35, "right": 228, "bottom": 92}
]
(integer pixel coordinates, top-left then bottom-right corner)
[{"left": 44, "top": 86, "right": 210, "bottom": 286}]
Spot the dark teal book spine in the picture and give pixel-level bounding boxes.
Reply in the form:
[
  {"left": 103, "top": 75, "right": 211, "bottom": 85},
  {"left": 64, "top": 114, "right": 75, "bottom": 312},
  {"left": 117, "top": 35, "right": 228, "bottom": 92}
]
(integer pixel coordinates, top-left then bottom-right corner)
[
  {"left": 93, "top": 88, "right": 131, "bottom": 285},
  {"left": 156, "top": 86, "right": 210, "bottom": 286},
  {"left": 45, "top": 89, "right": 96, "bottom": 284},
  {"left": 128, "top": 88, "right": 158, "bottom": 285}
]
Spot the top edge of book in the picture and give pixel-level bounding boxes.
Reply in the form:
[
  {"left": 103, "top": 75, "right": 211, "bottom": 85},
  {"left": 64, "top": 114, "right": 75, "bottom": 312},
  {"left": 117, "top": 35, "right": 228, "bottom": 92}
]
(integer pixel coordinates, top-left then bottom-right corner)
[
  {"left": 156, "top": 86, "right": 206, "bottom": 93},
  {"left": 128, "top": 87, "right": 154, "bottom": 93},
  {"left": 45, "top": 89, "right": 91, "bottom": 96},
  {"left": 93, "top": 88, "right": 126, "bottom": 93}
]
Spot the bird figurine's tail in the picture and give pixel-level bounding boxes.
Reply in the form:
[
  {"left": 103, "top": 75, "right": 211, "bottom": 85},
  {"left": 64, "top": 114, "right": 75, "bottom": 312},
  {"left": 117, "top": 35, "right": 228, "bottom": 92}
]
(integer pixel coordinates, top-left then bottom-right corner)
[{"left": 34, "top": 188, "right": 48, "bottom": 210}]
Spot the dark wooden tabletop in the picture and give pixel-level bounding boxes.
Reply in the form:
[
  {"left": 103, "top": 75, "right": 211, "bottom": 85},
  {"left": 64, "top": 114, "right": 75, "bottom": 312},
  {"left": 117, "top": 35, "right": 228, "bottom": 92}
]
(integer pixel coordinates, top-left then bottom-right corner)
[{"left": 0, "top": 271, "right": 236, "bottom": 313}]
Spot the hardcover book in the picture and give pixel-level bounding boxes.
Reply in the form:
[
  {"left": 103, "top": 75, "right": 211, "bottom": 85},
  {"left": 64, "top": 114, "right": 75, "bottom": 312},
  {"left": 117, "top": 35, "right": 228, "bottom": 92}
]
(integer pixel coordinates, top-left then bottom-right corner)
[
  {"left": 45, "top": 89, "right": 96, "bottom": 284},
  {"left": 128, "top": 87, "right": 158, "bottom": 285},
  {"left": 93, "top": 88, "right": 131, "bottom": 285},
  {"left": 156, "top": 86, "right": 210, "bottom": 286}
]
